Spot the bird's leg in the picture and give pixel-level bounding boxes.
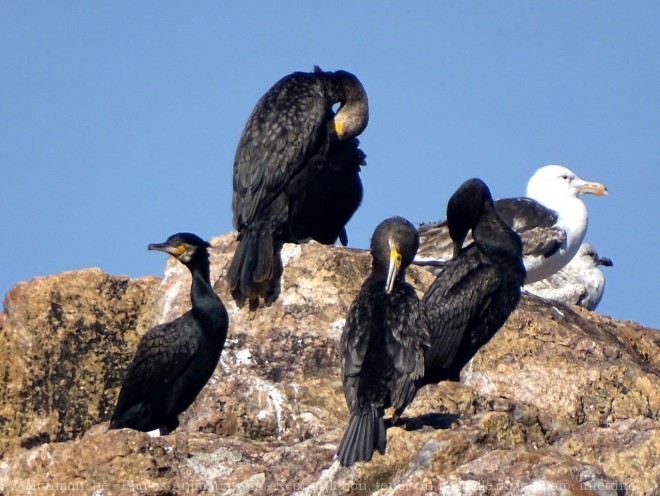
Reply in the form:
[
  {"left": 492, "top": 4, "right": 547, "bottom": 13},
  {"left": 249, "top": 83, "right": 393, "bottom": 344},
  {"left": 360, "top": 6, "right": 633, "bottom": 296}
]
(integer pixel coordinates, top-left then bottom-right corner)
[{"left": 386, "top": 411, "right": 403, "bottom": 428}]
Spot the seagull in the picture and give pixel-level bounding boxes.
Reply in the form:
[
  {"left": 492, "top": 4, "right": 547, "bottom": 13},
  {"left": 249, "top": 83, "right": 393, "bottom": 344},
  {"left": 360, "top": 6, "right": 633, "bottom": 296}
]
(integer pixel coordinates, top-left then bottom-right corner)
[
  {"left": 525, "top": 242, "right": 613, "bottom": 311},
  {"left": 415, "top": 165, "right": 608, "bottom": 283}
]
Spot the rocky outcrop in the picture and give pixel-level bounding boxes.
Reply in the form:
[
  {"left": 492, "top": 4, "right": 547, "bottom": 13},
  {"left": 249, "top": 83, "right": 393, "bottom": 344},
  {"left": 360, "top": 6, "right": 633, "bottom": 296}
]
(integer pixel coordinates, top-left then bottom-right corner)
[
  {"left": 0, "top": 232, "right": 658, "bottom": 495},
  {"left": 0, "top": 268, "right": 159, "bottom": 454}
]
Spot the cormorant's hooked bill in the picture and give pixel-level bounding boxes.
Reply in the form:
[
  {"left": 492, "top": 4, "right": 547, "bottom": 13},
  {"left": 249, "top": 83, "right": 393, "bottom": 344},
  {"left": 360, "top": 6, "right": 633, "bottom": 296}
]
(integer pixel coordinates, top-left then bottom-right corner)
[{"left": 148, "top": 232, "right": 210, "bottom": 260}]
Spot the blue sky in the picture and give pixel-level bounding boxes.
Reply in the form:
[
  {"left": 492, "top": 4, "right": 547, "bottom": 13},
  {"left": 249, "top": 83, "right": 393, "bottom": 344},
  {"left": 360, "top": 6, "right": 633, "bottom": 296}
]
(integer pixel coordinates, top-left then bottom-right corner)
[{"left": 2, "top": 3, "right": 659, "bottom": 329}]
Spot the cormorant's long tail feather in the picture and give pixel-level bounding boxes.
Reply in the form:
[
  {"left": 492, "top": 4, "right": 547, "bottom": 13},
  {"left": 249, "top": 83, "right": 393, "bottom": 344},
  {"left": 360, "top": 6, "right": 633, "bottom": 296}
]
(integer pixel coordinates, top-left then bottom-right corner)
[
  {"left": 337, "top": 406, "right": 386, "bottom": 467},
  {"left": 228, "top": 227, "right": 280, "bottom": 306}
]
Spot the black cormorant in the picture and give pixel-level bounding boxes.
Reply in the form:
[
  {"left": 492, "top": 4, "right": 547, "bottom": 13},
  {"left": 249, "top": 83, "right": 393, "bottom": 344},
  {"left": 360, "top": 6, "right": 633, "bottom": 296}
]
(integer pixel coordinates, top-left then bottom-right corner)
[
  {"left": 415, "top": 165, "right": 607, "bottom": 283},
  {"left": 228, "top": 67, "right": 369, "bottom": 308},
  {"left": 421, "top": 179, "right": 525, "bottom": 386},
  {"left": 338, "top": 217, "right": 430, "bottom": 467},
  {"left": 110, "top": 233, "right": 228, "bottom": 435}
]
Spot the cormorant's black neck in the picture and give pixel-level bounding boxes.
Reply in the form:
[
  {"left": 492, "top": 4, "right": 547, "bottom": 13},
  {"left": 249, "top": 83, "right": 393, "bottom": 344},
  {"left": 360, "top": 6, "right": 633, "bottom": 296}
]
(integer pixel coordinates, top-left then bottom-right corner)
[
  {"left": 473, "top": 210, "right": 523, "bottom": 267},
  {"left": 366, "top": 261, "right": 387, "bottom": 288},
  {"left": 185, "top": 253, "right": 218, "bottom": 312},
  {"left": 187, "top": 253, "right": 211, "bottom": 284},
  {"left": 324, "top": 71, "right": 369, "bottom": 139},
  {"left": 184, "top": 250, "right": 227, "bottom": 347}
]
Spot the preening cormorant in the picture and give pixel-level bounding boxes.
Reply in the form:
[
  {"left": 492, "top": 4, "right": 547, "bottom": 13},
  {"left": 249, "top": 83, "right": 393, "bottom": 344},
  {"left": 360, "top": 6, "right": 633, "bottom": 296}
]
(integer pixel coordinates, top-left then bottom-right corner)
[
  {"left": 228, "top": 67, "right": 369, "bottom": 309},
  {"left": 110, "top": 233, "right": 228, "bottom": 435},
  {"left": 338, "top": 217, "right": 430, "bottom": 467},
  {"left": 421, "top": 179, "right": 525, "bottom": 386},
  {"left": 526, "top": 242, "right": 613, "bottom": 311},
  {"left": 415, "top": 165, "right": 608, "bottom": 283}
]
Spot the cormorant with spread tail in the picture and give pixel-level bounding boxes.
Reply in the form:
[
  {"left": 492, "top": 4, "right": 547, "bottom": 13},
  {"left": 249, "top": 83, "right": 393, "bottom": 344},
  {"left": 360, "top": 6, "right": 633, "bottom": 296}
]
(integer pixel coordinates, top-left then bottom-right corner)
[
  {"left": 229, "top": 67, "right": 369, "bottom": 309},
  {"left": 421, "top": 179, "right": 525, "bottom": 386},
  {"left": 338, "top": 217, "right": 430, "bottom": 467},
  {"left": 110, "top": 233, "right": 228, "bottom": 435}
]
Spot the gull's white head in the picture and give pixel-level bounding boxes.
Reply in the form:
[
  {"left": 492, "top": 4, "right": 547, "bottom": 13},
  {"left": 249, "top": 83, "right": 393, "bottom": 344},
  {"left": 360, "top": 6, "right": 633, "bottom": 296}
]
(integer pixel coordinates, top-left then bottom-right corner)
[{"left": 526, "top": 165, "right": 608, "bottom": 203}]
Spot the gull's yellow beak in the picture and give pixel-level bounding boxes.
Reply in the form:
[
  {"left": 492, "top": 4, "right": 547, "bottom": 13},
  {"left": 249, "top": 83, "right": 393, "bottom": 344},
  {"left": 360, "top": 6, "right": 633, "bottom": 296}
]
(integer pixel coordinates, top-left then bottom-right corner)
[
  {"left": 576, "top": 180, "right": 608, "bottom": 196},
  {"left": 386, "top": 248, "right": 402, "bottom": 294}
]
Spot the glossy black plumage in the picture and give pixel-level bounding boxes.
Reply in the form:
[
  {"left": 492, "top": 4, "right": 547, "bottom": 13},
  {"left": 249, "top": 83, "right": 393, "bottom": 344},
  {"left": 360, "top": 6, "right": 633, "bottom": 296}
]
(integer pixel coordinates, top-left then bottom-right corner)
[
  {"left": 229, "top": 67, "right": 369, "bottom": 308},
  {"left": 110, "top": 233, "right": 228, "bottom": 435},
  {"left": 338, "top": 217, "right": 430, "bottom": 467},
  {"left": 421, "top": 179, "right": 525, "bottom": 386}
]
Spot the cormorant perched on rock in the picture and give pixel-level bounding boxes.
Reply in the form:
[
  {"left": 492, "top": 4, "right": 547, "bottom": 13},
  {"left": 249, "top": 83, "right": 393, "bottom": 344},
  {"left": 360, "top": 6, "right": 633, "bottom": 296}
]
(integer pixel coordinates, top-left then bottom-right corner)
[
  {"left": 110, "top": 233, "right": 228, "bottom": 435},
  {"left": 229, "top": 67, "right": 369, "bottom": 309},
  {"left": 421, "top": 179, "right": 525, "bottom": 386},
  {"left": 415, "top": 165, "right": 607, "bottom": 283},
  {"left": 338, "top": 217, "right": 430, "bottom": 467},
  {"left": 526, "top": 242, "right": 613, "bottom": 311}
]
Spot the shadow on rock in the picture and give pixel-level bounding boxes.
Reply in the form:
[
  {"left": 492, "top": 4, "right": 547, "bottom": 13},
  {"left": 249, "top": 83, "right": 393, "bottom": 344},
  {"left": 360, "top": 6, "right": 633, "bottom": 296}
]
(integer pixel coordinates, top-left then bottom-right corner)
[{"left": 390, "top": 412, "right": 461, "bottom": 431}]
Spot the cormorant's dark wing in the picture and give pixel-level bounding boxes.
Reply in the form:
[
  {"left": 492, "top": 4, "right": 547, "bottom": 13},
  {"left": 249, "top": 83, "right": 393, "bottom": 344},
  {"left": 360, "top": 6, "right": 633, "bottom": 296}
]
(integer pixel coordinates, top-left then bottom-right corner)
[
  {"left": 232, "top": 73, "right": 329, "bottom": 228},
  {"left": 423, "top": 253, "right": 501, "bottom": 376},
  {"left": 340, "top": 288, "right": 374, "bottom": 413},
  {"left": 494, "top": 198, "right": 564, "bottom": 258},
  {"left": 292, "top": 137, "right": 366, "bottom": 246},
  {"left": 384, "top": 285, "right": 430, "bottom": 412},
  {"left": 111, "top": 316, "right": 198, "bottom": 421}
]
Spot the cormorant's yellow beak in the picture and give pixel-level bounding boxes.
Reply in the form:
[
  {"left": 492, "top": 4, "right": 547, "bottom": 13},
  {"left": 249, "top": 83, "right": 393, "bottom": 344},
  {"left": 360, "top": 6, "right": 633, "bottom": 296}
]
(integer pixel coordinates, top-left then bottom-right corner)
[
  {"left": 386, "top": 248, "right": 402, "bottom": 294},
  {"left": 334, "top": 118, "right": 345, "bottom": 138},
  {"left": 148, "top": 242, "right": 186, "bottom": 257},
  {"left": 576, "top": 180, "right": 608, "bottom": 196}
]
